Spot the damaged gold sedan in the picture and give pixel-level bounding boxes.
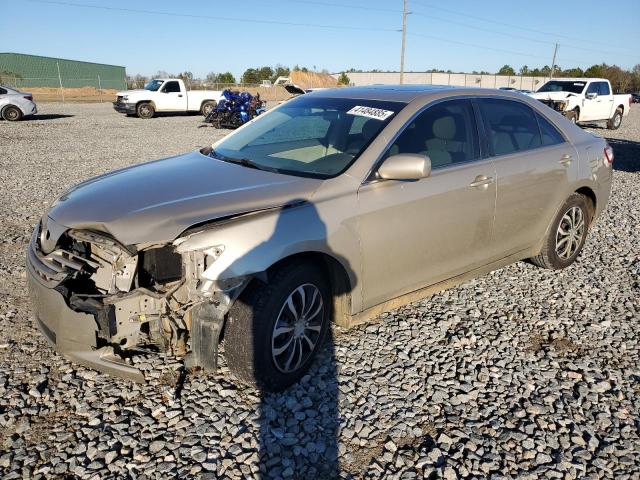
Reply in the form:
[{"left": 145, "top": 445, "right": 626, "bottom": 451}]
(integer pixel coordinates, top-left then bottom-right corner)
[{"left": 28, "top": 86, "right": 612, "bottom": 391}]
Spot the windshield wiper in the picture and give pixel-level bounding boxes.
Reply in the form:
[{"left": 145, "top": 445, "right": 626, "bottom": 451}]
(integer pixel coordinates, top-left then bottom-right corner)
[{"left": 209, "top": 150, "right": 278, "bottom": 173}]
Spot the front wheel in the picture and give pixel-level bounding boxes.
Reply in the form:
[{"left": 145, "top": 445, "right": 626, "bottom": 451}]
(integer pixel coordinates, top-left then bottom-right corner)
[
  {"left": 607, "top": 108, "right": 623, "bottom": 130},
  {"left": 530, "top": 193, "right": 590, "bottom": 270},
  {"left": 136, "top": 102, "right": 155, "bottom": 119},
  {"left": 565, "top": 109, "right": 578, "bottom": 125},
  {"left": 2, "top": 105, "right": 23, "bottom": 121},
  {"left": 224, "top": 262, "right": 331, "bottom": 392}
]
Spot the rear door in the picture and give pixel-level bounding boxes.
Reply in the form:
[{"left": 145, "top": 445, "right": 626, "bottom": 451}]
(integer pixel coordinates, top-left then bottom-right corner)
[
  {"left": 155, "top": 80, "right": 187, "bottom": 111},
  {"left": 357, "top": 99, "right": 497, "bottom": 310},
  {"left": 477, "top": 98, "right": 578, "bottom": 257}
]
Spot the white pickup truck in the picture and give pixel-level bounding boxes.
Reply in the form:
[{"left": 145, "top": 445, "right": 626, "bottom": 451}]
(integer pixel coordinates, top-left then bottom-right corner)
[
  {"left": 113, "top": 79, "right": 223, "bottom": 118},
  {"left": 531, "top": 78, "right": 631, "bottom": 129}
]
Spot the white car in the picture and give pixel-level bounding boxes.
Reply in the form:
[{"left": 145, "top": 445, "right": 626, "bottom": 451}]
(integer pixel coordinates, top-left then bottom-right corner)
[
  {"left": 113, "top": 78, "right": 223, "bottom": 119},
  {"left": 531, "top": 78, "right": 630, "bottom": 129},
  {"left": 0, "top": 85, "right": 37, "bottom": 121}
]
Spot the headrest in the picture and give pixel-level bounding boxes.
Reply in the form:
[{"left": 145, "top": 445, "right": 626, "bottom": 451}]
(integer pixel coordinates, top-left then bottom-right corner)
[{"left": 432, "top": 116, "right": 456, "bottom": 140}]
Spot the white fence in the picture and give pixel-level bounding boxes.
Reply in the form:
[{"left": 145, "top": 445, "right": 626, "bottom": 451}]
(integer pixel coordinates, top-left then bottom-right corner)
[{"left": 332, "top": 72, "right": 552, "bottom": 91}]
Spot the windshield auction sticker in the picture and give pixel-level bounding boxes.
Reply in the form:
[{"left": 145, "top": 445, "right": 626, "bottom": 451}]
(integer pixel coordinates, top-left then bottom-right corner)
[{"left": 347, "top": 106, "right": 394, "bottom": 121}]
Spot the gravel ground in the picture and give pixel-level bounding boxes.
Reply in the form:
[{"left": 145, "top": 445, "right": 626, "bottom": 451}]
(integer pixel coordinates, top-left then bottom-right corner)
[{"left": 0, "top": 103, "right": 639, "bottom": 479}]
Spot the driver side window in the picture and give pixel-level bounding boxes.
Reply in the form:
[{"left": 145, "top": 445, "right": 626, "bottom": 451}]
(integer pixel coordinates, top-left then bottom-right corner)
[
  {"left": 383, "top": 99, "right": 480, "bottom": 169},
  {"left": 586, "top": 83, "right": 599, "bottom": 95},
  {"left": 163, "top": 81, "right": 181, "bottom": 93}
]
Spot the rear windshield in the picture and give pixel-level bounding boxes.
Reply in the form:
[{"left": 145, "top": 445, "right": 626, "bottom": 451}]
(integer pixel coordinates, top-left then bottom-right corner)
[
  {"left": 211, "top": 96, "right": 406, "bottom": 178},
  {"left": 537, "top": 81, "right": 586, "bottom": 94}
]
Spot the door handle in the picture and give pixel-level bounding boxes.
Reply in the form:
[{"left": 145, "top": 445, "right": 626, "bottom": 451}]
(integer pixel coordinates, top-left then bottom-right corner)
[
  {"left": 178, "top": 94, "right": 183, "bottom": 97},
  {"left": 469, "top": 175, "right": 495, "bottom": 188},
  {"left": 559, "top": 154, "right": 573, "bottom": 166}
]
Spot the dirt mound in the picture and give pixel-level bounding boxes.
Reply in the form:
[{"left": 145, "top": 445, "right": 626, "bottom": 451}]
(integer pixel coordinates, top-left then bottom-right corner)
[
  {"left": 290, "top": 71, "right": 338, "bottom": 90},
  {"left": 28, "top": 87, "right": 119, "bottom": 103}
]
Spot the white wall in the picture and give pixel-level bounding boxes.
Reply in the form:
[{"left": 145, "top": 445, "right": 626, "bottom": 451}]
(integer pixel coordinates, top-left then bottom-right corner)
[{"left": 332, "top": 71, "right": 551, "bottom": 92}]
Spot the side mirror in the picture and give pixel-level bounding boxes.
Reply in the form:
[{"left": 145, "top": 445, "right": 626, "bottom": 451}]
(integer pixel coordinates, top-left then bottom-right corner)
[
  {"left": 586, "top": 92, "right": 598, "bottom": 100},
  {"left": 378, "top": 154, "right": 431, "bottom": 181}
]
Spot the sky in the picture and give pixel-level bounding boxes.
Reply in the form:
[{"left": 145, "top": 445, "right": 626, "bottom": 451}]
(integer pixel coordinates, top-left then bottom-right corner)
[{"left": 2, "top": 0, "right": 639, "bottom": 79}]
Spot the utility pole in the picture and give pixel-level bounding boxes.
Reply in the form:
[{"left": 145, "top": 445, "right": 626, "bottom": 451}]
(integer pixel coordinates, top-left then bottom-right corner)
[
  {"left": 550, "top": 43, "right": 559, "bottom": 79},
  {"left": 400, "top": 0, "right": 408, "bottom": 84}
]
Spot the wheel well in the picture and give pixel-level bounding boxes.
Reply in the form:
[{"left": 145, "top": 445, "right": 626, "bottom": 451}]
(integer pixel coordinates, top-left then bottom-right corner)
[
  {"left": 265, "top": 252, "right": 353, "bottom": 328},
  {"left": 200, "top": 99, "right": 216, "bottom": 108},
  {"left": 616, "top": 105, "right": 624, "bottom": 113},
  {"left": 575, "top": 187, "right": 596, "bottom": 222},
  {"left": 136, "top": 100, "right": 155, "bottom": 108}
]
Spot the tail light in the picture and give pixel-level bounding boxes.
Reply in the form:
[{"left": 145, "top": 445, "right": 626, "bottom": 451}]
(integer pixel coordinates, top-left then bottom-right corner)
[
  {"left": 604, "top": 144, "right": 614, "bottom": 165},
  {"left": 24, "top": 95, "right": 33, "bottom": 101}
]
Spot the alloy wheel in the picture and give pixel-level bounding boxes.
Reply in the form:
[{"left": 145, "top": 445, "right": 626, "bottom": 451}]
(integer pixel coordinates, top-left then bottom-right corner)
[
  {"left": 271, "top": 283, "right": 324, "bottom": 373},
  {"left": 555, "top": 206, "right": 585, "bottom": 260}
]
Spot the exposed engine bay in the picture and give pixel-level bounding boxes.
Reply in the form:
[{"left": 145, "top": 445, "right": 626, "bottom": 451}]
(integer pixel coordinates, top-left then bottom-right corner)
[{"left": 28, "top": 222, "right": 248, "bottom": 374}]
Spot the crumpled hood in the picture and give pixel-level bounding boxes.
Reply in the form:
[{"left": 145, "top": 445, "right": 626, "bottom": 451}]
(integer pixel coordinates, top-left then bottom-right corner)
[
  {"left": 48, "top": 151, "right": 322, "bottom": 245},
  {"left": 531, "top": 91, "right": 576, "bottom": 101}
]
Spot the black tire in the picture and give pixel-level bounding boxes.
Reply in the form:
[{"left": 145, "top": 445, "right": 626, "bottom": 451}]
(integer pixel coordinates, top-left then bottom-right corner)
[
  {"left": 607, "top": 108, "right": 623, "bottom": 130},
  {"left": 225, "top": 261, "right": 331, "bottom": 392},
  {"left": 2, "top": 105, "right": 23, "bottom": 121},
  {"left": 136, "top": 102, "right": 155, "bottom": 119},
  {"left": 200, "top": 100, "right": 216, "bottom": 116},
  {"left": 530, "top": 193, "right": 590, "bottom": 270},
  {"left": 565, "top": 109, "right": 578, "bottom": 125}
]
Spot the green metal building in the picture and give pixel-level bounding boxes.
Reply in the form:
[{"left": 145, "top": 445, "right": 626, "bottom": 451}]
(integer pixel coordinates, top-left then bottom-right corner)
[{"left": 0, "top": 52, "right": 126, "bottom": 90}]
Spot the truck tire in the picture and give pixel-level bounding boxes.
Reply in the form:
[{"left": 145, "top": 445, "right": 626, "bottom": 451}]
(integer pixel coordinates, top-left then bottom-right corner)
[
  {"left": 607, "top": 108, "right": 623, "bottom": 130},
  {"left": 529, "top": 193, "right": 590, "bottom": 270},
  {"left": 224, "top": 261, "right": 331, "bottom": 392},
  {"left": 136, "top": 102, "right": 155, "bottom": 119},
  {"left": 200, "top": 101, "right": 216, "bottom": 116},
  {"left": 565, "top": 109, "right": 578, "bottom": 125},
  {"left": 2, "top": 105, "right": 23, "bottom": 121}
]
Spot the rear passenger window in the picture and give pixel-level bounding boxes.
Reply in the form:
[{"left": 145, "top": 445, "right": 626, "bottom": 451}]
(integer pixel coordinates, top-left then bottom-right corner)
[
  {"left": 536, "top": 113, "right": 565, "bottom": 146},
  {"left": 478, "top": 99, "right": 541, "bottom": 156},
  {"left": 384, "top": 99, "right": 479, "bottom": 169}
]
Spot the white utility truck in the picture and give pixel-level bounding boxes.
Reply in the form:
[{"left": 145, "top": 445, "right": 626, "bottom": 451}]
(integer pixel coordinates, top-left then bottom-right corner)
[
  {"left": 113, "top": 79, "right": 223, "bottom": 118},
  {"left": 531, "top": 78, "right": 630, "bottom": 129}
]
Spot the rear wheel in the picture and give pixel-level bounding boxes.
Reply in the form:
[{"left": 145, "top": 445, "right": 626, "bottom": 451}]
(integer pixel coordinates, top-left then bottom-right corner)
[
  {"left": 136, "top": 102, "right": 155, "bottom": 119},
  {"left": 607, "top": 108, "right": 623, "bottom": 130},
  {"left": 224, "top": 262, "right": 331, "bottom": 392},
  {"left": 530, "top": 193, "right": 590, "bottom": 270},
  {"left": 2, "top": 105, "right": 22, "bottom": 121},
  {"left": 200, "top": 101, "right": 216, "bottom": 116}
]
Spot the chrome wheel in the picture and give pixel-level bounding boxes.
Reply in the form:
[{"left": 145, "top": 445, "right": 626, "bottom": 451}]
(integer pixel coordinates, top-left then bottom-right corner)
[
  {"left": 555, "top": 206, "right": 585, "bottom": 260},
  {"left": 271, "top": 283, "right": 324, "bottom": 374}
]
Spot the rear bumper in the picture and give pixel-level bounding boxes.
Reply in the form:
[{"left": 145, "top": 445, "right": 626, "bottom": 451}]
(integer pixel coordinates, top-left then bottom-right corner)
[
  {"left": 26, "top": 240, "right": 144, "bottom": 382},
  {"left": 113, "top": 102, "right": 136, "bottom": 114}
]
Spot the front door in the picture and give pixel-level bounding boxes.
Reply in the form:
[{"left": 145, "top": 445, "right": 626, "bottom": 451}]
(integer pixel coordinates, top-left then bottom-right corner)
[
  {"left": 357, "top": 99, "right": 497, "bottom": 310},
  {"left": 582, "top": 82, "right": 613, "bottom": 121},
  {"left": 155, "top": 80, "right": 187, "bottom": 111}
]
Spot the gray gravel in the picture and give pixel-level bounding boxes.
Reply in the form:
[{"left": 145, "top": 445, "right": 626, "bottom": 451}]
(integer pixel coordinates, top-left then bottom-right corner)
[{"left": 1, "top": 103, "right": 639, "bottom": 479}]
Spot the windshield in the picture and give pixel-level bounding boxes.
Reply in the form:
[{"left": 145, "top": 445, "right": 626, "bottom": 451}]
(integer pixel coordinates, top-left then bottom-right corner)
[
  {"left": 211, "top": 96, "right": 405, "bottom": 178},
  {"left": 144, "top": 79, "right": 164, "bottom": 91},
  {"left": 538, "top": 80, "right": 586, "bottom": 94}
]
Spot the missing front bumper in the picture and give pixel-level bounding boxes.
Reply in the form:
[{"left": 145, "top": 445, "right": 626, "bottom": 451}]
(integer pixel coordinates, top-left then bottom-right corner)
[{"left": 27, "top": 264, "right": 145, "bottom": 382}]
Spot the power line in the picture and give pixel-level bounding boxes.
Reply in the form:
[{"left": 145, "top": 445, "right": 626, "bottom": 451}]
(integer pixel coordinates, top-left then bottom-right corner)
[
  {"left": 409, "top": 0, "right": 638, "bottom": 55},
  {"left": 25, "top": 0, "right": 399, "bottom": 32}
]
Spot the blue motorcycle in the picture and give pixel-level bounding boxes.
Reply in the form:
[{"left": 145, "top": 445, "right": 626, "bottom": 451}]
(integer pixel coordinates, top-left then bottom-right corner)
[{"left": 204, "top": 89, "right": 266, "bottom": 129}]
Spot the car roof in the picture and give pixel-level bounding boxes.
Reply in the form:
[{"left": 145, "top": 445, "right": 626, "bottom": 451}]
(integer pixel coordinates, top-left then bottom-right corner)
[
  {"left": 545, "top": 78, "right": 607, "bottom": 82},
  {"left": 303, "top": 84, "right": 540, "bottom": 103}
]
